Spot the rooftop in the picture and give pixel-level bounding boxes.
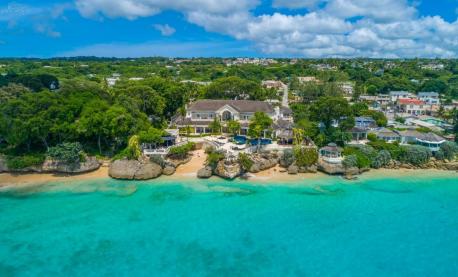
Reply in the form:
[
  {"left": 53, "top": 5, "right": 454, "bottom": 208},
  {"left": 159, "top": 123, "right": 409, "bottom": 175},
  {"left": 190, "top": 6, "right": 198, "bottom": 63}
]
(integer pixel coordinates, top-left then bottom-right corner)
[
  {"left": 187, "top": 100, "right": 275, "bottom": 113},
  {"left": 398, "top": 99, "right": 425, "bottom": 105}
]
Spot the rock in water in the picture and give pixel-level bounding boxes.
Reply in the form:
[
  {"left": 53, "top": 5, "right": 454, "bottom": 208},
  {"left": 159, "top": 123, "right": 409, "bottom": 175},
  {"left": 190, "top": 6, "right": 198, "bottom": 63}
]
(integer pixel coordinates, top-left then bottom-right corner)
[
  {"left": 109, "top": 159, "right": 162, "bottom": 180},
  {"left": 197, "top": 166, "right": 213, "bottom": 178}
]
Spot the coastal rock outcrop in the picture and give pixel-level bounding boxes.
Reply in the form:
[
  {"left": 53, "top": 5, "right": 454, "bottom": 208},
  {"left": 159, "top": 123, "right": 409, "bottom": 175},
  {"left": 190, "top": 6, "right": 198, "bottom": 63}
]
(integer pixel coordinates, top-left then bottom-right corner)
[
  {"left": 109, "top": 158, "right": 162, "bottom": 180},
  {"left": 214, "top": 160, "right": 242, "bottom": 180},
  {"left": 318, "top": 159, "right": 345, "bottom": 175},
  {"left": 162, "top": 165, "right": 176, "bottom": 176},
  {"left": 248, "top": 153, "right": 279, "bottom": 173},
  {"left": 42, "top": 157, "right": 101, "bottom": 174},
  {"left": 197, "top": 166, "right": 213, "bottom": 179},
  {"left": 287, "top": 165, "right": 299, "bottom": 175}
]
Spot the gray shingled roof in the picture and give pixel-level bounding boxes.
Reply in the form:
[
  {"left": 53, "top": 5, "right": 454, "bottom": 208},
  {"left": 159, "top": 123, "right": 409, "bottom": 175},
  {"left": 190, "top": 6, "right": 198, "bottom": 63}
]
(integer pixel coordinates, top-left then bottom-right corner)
[{"left": 187, "top": 100, "right": 274, "bottom": 113}]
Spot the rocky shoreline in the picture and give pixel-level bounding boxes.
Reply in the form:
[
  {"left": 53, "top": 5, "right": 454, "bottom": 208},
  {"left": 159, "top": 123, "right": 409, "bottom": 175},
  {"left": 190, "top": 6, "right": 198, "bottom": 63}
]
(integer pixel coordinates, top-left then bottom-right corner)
[
  {"left": 0, "top": 155, "right": 101, "bottom": 175},
  {"left": 1, "top": 150, "right": 457, "bottom": 182}
]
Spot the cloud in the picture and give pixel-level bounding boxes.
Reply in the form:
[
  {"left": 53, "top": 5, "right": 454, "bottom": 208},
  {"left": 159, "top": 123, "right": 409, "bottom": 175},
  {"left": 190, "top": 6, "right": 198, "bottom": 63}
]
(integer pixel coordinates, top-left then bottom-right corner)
[
  {"left": 0, "top": 2, "right": 43, "bottom": 21},
  {"left": 272, "top": 0, "right": 326, "bottom": 10},
  {"left": 35, "top": 24, "right": 61, "bottom": 38},
  {"left": 73, "top": 0, "right": 458, "bottom": 58},
  {"left": 153, "top": 24, "right": 176, "bottom": 36},
  {"left": 0, "top": 2, "right": 69, "bottom": 38},
  {"left": 75, "top": 0, "right": 258, "bottom": 19}
]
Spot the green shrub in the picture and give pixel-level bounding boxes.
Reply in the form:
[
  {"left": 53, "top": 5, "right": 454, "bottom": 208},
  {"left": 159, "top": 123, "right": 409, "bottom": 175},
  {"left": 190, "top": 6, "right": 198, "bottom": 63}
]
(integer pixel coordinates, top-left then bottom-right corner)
[
  {"left": 400, "top": 145, "right": 432, "bottom": 166},
  {"left": 372, "top": 150, "right": 391, "bottom": 169},
  {"left": 6, "top": 154, "right": 46, "bottom": 169},
  {"left": 440, "top": 141, "right": 458, "bottom": 160},
  {"left": 368, "top": 140, "right": 403, "bottom": 160},
  {"left": 168, "top": 142, "right": 195, "bottom": 159},
  {"left": 206, "top": 151, "right": 225, "bottom": 169},
  {"left": 367, "top": 133, "right": 378, "bottom": 142},
  {"left": 238, "top": 153, "right": 254, "bottom": 171},
  {"left": 433, "top": 149, "right": 445, "bottom": 161},
  {"left": 343, "top": 146, "right": 372, "bottom": 168},
  {"left": 47, "top": 142, "right": 84, "bottom": 164},
  {"left": 343, "top": 155, "right": 358, "bottom": 168},
  {"left": 293, "top": 146, "right": 318, "bottom": 167}
]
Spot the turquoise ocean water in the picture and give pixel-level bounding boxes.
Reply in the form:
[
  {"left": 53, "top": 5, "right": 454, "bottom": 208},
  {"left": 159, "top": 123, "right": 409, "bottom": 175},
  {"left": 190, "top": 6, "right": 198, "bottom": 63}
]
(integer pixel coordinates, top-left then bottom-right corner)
[{"left": 1, "top": 173, "right": 458, "bottom": 276}]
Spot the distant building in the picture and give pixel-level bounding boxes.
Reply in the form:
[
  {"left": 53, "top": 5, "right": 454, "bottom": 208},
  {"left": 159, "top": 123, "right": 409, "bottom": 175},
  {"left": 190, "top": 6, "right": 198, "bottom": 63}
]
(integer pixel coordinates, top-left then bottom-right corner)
[
  {"left": 129, "top": 77, "right": 144, "bottom": 81},
  {"left": 106, "top": 77, "right": 119, "bottom": 87},
  {"left": 389, "top": 91, "right": 415, "bottom": 102},
  {"left": 297, "top": 76, "right": 320, "bottom": 84},
  {"left": 418, "top": 92, "right": 440, "bottom": 105},
  {"left": 398, "top": 130, "right": 446, "bottom": 152},
  {"left": 262, "top": 80, "right": 287, "bottom": 90},
  {"left": 421, "top": 63, "right": 445, "bottom": 71},
  {"left": 337, "top": 81, "right": 354, "bottom": 95},
  {"left": 355, "top": 117, "right": 377, "bottom": 129},
  {"left": 372, "top": 128, "right": 400, "bottom": 143},
  {"left": 397, "top": 99, "right": 428, "bottom": 115}
]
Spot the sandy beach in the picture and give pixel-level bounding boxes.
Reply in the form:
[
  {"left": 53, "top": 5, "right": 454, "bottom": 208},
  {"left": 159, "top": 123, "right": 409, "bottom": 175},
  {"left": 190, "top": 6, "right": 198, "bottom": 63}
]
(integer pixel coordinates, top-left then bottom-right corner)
[{"left": 1, "top": 150, "right": 456, "bottom": 188}]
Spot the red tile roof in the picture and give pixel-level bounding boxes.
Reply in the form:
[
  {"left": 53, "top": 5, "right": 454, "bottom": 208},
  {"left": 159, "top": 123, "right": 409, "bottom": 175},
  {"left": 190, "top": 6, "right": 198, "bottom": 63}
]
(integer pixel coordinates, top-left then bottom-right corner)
[{"left": 398, "top": 99, "right": 425, "bottom": 105}]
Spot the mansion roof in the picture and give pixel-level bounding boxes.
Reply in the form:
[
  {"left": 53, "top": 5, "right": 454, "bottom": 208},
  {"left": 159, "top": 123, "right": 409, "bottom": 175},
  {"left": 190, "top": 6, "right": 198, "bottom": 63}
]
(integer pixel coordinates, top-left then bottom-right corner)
[{"left": 187, "top": 100, "right": 275, "bottom": 113}]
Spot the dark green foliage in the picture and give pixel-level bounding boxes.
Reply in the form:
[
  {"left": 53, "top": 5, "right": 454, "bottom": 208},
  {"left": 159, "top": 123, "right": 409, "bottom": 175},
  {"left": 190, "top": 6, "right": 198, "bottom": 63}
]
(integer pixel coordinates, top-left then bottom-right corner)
[
  {"left": 343, "top": 145, "right": 374, "bottom": 169},
  {"left": 368, "top": 140, "right": 404, "bottom": 160},
  {"left": 47, "top": 142, "right": 84, "bottom": 164},
  {"left": 168, "top": 142, "right": 195, "bottom": 160},
  {"left": 238, "top": 152, "right": 254, "bottom": 171},
  {"left": 205, "top": 147, "right": 225, "bottom": 169},
  {"left": 343, "top": 155, "right": 358, "bottom": 169},
  {"left": 205, "top": 76, "right": 267, "bottom": 100},
  {"left": 439, "top": 141, "right": 458, "bottom": 160},
  {"left": 433, "top": 149, "right": 445, "bottom": 161},
  {"left": 399, "top": 145, "right": 432, "bottom": 166},
  {"left": 293, "top": 146, "right": 318, "bottom": 167},
  {"left": 372, "top": 150, "right": 391, "bottom": 169},
  {"left": 6, "top": 154, "right": 45, "bottom": 169}
]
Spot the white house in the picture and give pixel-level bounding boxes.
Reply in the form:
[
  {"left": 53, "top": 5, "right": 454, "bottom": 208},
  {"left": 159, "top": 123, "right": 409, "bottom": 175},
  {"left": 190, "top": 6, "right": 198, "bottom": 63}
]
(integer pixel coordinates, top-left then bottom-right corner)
[
  {"left": 389, "top": 91, "right": 415, "bottom": 102},
  {"left": 397, "top": 99, "right": 429, "bottom": 115},
  {"left": 418, "top": 92, "right": 440, "bottom": 105},
  {"left": 174, "top": 100, "right": 293, "bottom": 136}
]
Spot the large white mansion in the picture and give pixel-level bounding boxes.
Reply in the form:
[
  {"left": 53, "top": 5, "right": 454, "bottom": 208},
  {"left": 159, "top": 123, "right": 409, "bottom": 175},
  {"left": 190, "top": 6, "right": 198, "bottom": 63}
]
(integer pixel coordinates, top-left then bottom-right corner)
[{"left": 174, "top": 99, "right": 293, "bottom": 136}]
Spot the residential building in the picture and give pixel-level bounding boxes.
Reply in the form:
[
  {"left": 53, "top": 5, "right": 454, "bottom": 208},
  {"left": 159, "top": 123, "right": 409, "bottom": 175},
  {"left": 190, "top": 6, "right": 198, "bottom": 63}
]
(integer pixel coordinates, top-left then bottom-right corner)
[
  {"left": 372, "top": 128, "right": 400, "bottom": 143},
  {"left": 297, "top": 76, "right": 320, "bottom": 84},
  {"left": 421, "top": 63, "right": 445, "bottom": 70},
  {"left": 355, "top": 117, "right": 377, "bottom": 129},
  {"left": 337, "top": 81, "right": 354, "bottom": 95},
  {"left": 418, "top": 92, "right": 440, "bottom": 105},
  {"left": 350, "top": 127, "right": 368, "bottom": 142},
  {"left": 174, "top": 100, "right": 293, "bottom": 136},
  {"left": 262, "top": 80, "right": 287, "bottom": 90},
  {"left": 397, "top": 130, "right": 446, "bottom": 152},
  {"left": 389, "top": 91, "right": 415, "bottom": 102},
  {"left": 396, "top": 99, "right": 428, "bottom": 115}
]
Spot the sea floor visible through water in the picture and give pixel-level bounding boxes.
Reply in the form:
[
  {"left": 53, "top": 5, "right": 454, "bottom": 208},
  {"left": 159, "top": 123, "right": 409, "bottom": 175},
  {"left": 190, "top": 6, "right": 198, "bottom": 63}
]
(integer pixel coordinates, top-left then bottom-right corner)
[{"left": 1, "top": 172, "right": 458, "bottom": 276}]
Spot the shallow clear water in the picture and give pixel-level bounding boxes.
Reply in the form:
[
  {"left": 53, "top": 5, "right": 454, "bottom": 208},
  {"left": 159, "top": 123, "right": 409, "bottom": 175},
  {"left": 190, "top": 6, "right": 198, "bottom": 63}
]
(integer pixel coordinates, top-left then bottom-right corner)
[{"left": 1, "top": 174, "right": 458, "bottom": 276}]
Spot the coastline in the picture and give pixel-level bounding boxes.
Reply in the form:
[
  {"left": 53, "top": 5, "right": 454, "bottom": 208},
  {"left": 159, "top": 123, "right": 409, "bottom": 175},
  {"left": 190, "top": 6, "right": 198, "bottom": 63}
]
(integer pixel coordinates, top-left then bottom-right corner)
[{"left": 1, "top": 150, "right": 457, "bottom": 189}]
